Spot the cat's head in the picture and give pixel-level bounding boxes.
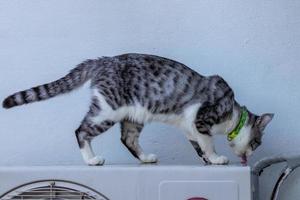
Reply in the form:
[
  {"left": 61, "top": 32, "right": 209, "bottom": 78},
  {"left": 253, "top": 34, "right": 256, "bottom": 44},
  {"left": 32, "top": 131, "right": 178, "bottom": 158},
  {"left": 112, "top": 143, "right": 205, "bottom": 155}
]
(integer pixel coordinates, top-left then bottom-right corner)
[{"left": 229, "top": 111, "right": 274, "bottom": 158}]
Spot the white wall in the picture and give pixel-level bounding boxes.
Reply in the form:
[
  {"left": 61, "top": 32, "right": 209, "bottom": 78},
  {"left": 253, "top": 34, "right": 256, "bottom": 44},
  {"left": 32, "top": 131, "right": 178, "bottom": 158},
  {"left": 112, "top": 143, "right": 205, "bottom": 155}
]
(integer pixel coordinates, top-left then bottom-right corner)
[{"left": 0, "top": 1, "right": 299, "bottom": 199}]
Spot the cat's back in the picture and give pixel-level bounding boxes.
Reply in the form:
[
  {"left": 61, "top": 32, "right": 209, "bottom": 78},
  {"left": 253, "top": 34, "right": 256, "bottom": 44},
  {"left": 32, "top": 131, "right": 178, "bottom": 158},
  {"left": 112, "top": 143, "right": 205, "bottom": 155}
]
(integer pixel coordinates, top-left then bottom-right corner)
[
  {"left": 116, "top": 53, "right": 205, "bottom": 99},
  {"left": 90, "top": 54, "right": 206, "bottom": 113},
  {"left": 93, "top": 53, "right": 206, "bottom": 96},
  {"left": 115, "top": 53, "right": 201, "bottom": 76},
  {"left": 114, "top": 53, "right": 205, "bottom": 95}
]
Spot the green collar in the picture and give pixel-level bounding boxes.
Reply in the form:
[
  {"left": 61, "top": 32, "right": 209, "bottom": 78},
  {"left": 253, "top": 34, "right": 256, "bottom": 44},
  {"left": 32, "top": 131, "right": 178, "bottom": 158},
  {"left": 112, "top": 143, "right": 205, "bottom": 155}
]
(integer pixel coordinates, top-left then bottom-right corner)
[{"left": 227, "top": 107, "right": 248, "bottom": 141}]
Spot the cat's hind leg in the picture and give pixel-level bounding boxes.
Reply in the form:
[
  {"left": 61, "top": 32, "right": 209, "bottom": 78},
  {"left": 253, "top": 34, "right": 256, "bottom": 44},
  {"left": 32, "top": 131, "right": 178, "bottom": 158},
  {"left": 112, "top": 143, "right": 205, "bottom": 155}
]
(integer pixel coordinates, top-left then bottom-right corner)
[
  {"left": 75, "top": 119, "right": 115, "bottom": 166},
  {"left": 120, "top": 120, "right": 157, "bottom": 163},
  {"left": 75, "top": 96, "right": 116, "bottom": 165}
]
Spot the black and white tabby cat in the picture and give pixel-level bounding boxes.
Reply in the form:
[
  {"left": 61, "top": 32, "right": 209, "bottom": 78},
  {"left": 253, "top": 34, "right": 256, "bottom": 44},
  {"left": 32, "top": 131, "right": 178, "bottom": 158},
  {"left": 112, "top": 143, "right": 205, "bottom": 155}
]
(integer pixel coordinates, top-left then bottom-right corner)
[{"left": 2, "top": 53, "right": 274, "bottom": 165}]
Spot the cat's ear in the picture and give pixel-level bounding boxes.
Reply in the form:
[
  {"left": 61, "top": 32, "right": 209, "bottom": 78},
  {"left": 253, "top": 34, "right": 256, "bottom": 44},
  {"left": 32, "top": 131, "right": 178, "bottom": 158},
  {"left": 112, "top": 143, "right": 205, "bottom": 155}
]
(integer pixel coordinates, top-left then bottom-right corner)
[{"left": 255, "top": 113, "right": 274, "bottom": 131}]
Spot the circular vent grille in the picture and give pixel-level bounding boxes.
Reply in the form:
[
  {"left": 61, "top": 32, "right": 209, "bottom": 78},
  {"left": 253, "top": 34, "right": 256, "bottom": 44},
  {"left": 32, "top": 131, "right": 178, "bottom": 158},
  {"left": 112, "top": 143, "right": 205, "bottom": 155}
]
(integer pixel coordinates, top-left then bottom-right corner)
[{"left": 0, "top": 180, "right": 109, "bottom": 200}]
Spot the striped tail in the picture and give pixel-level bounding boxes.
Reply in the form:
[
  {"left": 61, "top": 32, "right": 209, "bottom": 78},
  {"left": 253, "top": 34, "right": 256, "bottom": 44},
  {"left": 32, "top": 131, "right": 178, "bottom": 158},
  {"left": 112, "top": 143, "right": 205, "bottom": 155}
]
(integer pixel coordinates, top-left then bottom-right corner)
[{"left": 2, "top": 62, "right": 95, "bottom": 109}]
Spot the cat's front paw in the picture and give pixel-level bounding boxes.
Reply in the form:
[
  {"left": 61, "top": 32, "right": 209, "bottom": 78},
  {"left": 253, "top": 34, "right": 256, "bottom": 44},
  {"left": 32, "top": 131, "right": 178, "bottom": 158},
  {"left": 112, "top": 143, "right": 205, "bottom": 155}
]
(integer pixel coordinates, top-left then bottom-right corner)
[
  {"left": 207, "top": 154, "right": 229, "bottom": 165},
  {"left": 139, "top": 153, "right": 158, "bottom": 163},
  {"left": 87, "top": 156, "right": 105, "bottom": 166}
]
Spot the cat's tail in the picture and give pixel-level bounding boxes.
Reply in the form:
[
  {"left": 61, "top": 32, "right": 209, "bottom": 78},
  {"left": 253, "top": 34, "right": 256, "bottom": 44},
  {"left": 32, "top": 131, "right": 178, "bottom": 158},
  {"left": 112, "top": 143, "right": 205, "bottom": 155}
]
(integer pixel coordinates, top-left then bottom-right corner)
[{"left": 2, "top": 60, "right": 96, "bottom": 109}]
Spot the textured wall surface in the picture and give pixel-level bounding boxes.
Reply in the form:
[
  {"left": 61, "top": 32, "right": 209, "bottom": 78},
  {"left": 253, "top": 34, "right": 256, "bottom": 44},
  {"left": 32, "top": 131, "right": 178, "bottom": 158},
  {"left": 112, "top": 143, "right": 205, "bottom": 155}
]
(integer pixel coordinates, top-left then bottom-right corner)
[{"left": 0, "top": 1, "right": 299, "bottom": 199}]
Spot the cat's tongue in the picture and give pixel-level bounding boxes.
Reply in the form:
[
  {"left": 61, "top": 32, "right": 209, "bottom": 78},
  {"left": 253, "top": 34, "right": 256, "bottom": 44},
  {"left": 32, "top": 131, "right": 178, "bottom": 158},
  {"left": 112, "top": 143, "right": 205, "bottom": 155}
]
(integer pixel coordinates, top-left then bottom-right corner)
[{"left": 241, "top": 155, "right": 248, "bottom": 166}]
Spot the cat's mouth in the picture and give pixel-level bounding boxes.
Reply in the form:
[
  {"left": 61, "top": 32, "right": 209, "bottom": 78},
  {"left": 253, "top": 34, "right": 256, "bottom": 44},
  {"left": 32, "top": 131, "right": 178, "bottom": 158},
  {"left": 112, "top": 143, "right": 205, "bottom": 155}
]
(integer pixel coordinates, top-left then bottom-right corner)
[{"left": 241, "top": 155, "right": 248, "bottom": 166}]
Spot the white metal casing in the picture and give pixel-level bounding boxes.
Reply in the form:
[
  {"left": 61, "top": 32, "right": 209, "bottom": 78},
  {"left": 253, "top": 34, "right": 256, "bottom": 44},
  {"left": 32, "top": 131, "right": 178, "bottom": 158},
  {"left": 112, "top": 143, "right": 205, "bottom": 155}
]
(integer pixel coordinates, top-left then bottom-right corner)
[{"left": 0, "top": 165, "right": 251, "bottom": 200}]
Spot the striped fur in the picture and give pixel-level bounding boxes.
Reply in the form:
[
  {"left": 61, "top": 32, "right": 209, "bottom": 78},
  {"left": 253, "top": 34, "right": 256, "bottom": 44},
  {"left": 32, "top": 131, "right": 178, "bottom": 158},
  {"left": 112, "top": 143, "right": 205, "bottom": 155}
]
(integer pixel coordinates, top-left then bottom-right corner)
[{"left": 2, "top": 59, "right": 97, "bottom": 109}]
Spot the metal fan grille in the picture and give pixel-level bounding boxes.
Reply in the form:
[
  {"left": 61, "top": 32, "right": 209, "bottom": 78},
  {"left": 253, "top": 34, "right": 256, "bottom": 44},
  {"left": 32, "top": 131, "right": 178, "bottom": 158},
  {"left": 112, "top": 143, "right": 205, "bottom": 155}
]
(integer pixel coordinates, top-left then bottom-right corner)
[{"left": 0, "top": 180, "right": 109, "bottom": 200}]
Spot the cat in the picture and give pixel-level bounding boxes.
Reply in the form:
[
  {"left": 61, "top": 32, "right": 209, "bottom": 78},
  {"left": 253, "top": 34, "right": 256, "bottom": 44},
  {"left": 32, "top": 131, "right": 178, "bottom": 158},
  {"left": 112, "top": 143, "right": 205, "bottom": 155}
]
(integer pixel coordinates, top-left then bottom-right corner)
[{"left": 2, "top": 53, "right": 274, "bottom": 165}]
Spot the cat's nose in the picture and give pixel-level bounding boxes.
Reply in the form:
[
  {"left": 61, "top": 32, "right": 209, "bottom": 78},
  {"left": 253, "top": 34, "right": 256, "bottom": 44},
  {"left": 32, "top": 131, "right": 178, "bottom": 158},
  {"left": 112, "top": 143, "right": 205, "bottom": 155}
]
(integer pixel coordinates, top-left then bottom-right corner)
[
  {"left": 238, "top": 153, "right": 246, "bottom": 158},
  {"left": 236, "top": 151, "right": 246, "bottom": 157}
]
